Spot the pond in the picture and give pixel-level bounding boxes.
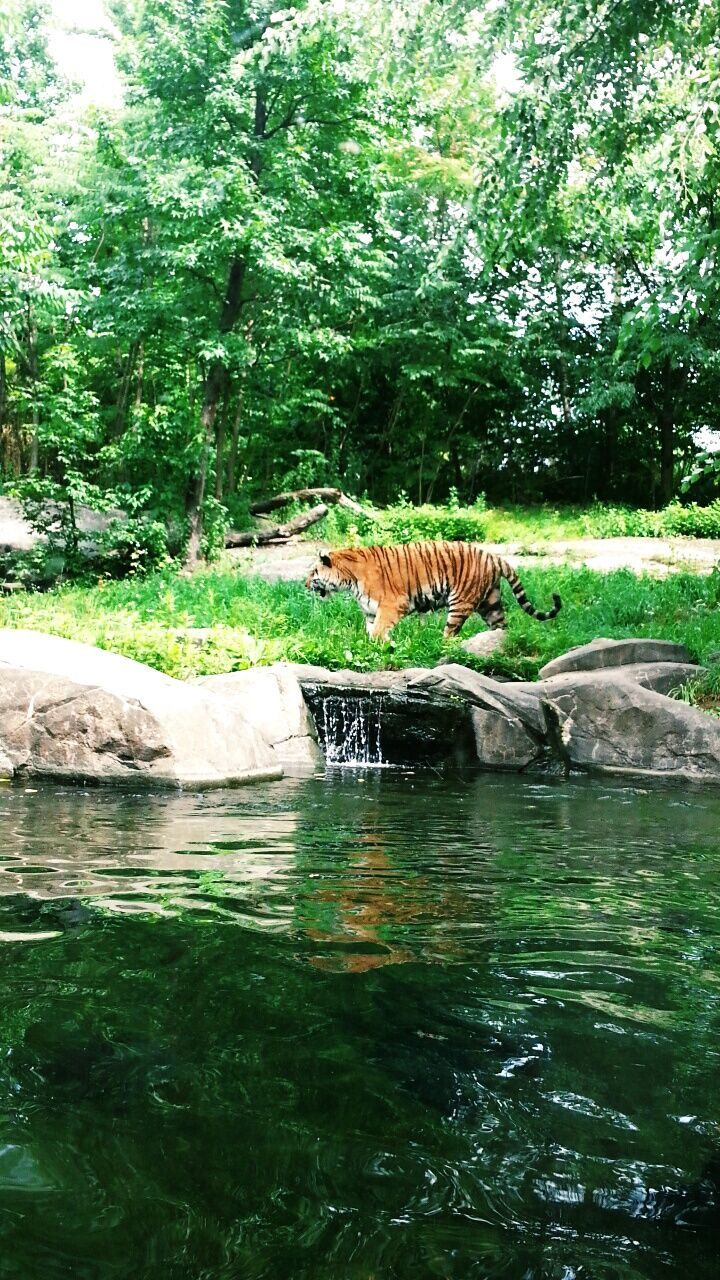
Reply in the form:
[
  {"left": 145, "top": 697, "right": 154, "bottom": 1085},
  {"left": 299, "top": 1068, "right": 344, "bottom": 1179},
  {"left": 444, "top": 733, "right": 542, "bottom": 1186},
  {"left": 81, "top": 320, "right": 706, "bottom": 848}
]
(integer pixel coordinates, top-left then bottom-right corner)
[{"left": 0, "top": 770, "right": 719, "bottom": 1279}]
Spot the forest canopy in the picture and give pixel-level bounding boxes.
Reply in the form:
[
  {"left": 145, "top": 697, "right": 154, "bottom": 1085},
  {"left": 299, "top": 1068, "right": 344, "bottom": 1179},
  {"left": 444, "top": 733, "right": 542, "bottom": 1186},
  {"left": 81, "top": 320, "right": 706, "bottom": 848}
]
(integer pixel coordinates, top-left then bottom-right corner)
[{"left": 2, "top": 0, "right": 720, "bottom": 562}]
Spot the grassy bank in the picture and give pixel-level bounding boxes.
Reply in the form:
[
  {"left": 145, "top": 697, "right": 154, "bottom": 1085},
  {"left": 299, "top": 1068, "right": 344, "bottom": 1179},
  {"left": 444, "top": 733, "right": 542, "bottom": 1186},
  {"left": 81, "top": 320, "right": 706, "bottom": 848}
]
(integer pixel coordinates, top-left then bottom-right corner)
[{"left": 1, "top": 564, "right": 718, "bottom": 688}]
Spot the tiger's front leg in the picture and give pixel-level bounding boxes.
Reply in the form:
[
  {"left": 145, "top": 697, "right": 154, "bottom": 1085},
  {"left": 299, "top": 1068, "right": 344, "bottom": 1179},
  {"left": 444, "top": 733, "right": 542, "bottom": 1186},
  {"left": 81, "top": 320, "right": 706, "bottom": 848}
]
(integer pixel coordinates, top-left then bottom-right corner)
[{"left": 368, "top": 602, "right": 405, "bottom": 642}]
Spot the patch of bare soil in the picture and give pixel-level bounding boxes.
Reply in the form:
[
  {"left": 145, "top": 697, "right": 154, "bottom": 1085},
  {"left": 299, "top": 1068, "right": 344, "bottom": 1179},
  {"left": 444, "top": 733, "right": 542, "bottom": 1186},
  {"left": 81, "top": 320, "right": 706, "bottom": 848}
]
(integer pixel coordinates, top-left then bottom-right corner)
[{"left": 226, "top": 535, "right": 720, "bottom": 582}]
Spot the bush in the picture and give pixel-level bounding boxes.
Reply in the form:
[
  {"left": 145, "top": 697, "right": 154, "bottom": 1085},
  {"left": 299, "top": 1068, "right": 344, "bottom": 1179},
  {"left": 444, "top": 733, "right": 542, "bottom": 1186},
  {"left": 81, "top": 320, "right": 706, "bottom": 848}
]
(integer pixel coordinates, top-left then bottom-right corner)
[
  {"left": 661, "top": 501, "right": 720, "bottom": 538},
  {"left": 581, "top": 501, "right": 720, "bottom": 540},
  {"left": 363, "top": 495, "right": 489, "bottom": 545},
  {"left": 94, "top": 516, "right": 171, "bottom": 577}
]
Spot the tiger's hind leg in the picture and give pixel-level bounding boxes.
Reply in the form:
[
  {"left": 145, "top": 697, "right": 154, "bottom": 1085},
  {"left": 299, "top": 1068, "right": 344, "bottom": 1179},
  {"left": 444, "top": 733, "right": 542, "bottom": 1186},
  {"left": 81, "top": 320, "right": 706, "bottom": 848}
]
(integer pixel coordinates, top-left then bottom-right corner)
[
  {"left": 443, "top": 596, "right": 474, "bottom": 639},
  {"left": 477, "top": 586, "right": 506, "bottom": 632}
]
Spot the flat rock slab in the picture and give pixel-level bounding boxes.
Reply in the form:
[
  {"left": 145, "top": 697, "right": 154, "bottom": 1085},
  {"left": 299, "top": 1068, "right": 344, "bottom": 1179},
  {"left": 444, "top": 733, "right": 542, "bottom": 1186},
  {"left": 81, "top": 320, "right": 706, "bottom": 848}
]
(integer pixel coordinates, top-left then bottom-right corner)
[
  {"left": 0, "top": 630, "right": 282, "bottom": 788},
  {"left": 0, "top": 497, "right": 126, "bottom": 554},
  {"left": 292, "top": 666, "right": 431, "bottom": 692},
  {"left": 545, "top": 660, "right": 703, "bottom": 698},
  {"left": 540, "top": 637, "right": 694, "bottom": 679},
  {"left": 542, "top": 673, "right": 720, "bottom": 780},
  {"left": 195, "top": 666, "right": 322, "bottom": 766}
]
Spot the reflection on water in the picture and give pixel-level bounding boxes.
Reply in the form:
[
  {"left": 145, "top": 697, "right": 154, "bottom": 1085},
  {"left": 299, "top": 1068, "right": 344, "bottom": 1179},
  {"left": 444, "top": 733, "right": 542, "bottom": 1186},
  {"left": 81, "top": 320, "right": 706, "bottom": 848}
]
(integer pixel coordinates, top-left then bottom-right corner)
[{"left": 1, "top": 771, "right": 719, "bottom": 1278}]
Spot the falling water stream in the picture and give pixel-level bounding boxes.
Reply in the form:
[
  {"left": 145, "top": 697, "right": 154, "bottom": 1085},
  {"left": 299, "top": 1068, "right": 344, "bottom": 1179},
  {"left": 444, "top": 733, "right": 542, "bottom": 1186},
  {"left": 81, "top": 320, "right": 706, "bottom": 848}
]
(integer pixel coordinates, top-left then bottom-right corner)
[
  {"left": 1, "top": 771, "right": 719, "bottom": 1278},
  {"left": 319, "top": 694, "right": 385, "bottom": 765}
]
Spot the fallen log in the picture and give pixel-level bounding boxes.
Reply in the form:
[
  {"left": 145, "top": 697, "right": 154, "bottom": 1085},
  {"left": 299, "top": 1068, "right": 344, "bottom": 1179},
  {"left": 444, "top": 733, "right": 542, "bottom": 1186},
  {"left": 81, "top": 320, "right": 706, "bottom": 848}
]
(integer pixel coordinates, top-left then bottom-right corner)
[
  {"left": 226, "top": 503, "right": 330, "bottom": 548},
  {"left": 249, "top": 487, "right": 370, "bottom": 518}
]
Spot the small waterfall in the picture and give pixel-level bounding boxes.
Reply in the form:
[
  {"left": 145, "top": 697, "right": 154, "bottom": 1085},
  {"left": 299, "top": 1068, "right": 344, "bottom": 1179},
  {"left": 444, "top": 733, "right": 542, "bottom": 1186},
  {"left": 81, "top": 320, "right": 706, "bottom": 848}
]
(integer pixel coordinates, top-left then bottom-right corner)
[{"left": 319, "top": 695, "right": 384, "bottom": 766}]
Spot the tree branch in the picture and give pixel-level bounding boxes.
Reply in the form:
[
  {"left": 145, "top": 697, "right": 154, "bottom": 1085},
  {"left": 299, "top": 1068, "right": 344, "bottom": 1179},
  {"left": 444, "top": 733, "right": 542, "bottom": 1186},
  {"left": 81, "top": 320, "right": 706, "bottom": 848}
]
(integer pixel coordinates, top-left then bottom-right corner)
[
  {"left": 623, "top": 251, "right": 656, "bottom": 296},
  {"left": 263, "top": 100, "right": 301, "bottom": 139},
  {"left": 226, "top": 503, "right": 330, "bottom": 546},
  {"left": 185, "top": 266, "right": 223, "bottom": 302},
  {"left": 249, "top": 486, "right": 371, "bottom": 517}
]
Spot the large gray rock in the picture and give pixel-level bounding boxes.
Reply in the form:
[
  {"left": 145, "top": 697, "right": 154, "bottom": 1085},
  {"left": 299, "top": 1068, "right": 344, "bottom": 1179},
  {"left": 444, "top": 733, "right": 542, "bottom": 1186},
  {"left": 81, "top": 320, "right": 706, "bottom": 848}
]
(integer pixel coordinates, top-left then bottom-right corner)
[
  {"left": 539, "top": 637, "right": 694, "bottom": 679},
  {"left": 290, "top": 655, "right": 720, "bottom": 781},
  {"left": 0, "top": 743, "right": 13, "bottom": 780},
  {"left": 409, "top": 665, "right": 547, "bottom": 770},
  {"left": 543, "top": 660, "right": 703, "bottom": 699},
  {"left": 0, "top": 497, "right": 126, "bottom": 554},
  {"left": 413, "top": 664, "right": 545, "bottom": 732},
  {"left": 0, "top": 630, "right": 282, "bottom": 788},
  {"left": 195, "top": 665, "right": 322, "bottom": 766},
  {"left": 542, "top": 672, "right": 720, "bottom": 780}
]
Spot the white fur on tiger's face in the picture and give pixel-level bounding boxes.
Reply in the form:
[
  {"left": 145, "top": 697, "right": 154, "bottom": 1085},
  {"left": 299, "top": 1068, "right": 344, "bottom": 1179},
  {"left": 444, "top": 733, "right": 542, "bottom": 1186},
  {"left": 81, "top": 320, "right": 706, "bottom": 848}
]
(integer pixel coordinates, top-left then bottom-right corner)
[{"left": 304, "top": 552, "right": 349, "bottom": 599}]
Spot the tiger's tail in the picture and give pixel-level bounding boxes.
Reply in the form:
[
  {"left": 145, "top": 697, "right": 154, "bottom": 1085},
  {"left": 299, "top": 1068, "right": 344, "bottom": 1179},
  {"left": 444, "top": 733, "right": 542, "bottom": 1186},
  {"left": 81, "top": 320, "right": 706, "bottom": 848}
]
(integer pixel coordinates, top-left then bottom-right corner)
[{"left": 499, "top": 559, "right": 561, "bottom": 621}]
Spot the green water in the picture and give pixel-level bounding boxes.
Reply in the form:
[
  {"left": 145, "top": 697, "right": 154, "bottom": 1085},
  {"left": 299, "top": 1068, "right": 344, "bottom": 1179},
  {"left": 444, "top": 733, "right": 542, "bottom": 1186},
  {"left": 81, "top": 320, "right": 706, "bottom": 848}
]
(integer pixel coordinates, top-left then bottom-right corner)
[{"left": 0, "top": 771, "right": 719, "bottom": 1279}]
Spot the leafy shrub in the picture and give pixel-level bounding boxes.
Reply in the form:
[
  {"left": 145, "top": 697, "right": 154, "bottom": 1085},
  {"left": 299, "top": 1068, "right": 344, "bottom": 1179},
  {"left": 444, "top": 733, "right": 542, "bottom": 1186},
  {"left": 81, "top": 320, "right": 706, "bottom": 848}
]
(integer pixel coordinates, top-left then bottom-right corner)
[
  {"left": 661, "top": 501, "right": 720, "bottom": 538},
  {"left": 94, "top": 516, "right": 171, "bottom": 577},
  {"left": 582, "top": 501, "right": 720, "bottom": 540},
  {"left": 199, "top": 496, "right": 230, "bottom": 561},
  {"left": 364, "top": 495, "right": 489, "bottom": 545}
]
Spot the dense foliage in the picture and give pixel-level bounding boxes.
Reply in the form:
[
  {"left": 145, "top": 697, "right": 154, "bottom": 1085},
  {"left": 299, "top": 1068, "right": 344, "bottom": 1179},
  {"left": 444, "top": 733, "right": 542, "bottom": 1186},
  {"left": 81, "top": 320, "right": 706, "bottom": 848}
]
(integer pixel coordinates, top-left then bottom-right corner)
[
  {"left": 2, "top": 0, "right": 720, "bottom": 563},
  {"left": 323, "top": 496, "right": 720, "bottom": 546}
]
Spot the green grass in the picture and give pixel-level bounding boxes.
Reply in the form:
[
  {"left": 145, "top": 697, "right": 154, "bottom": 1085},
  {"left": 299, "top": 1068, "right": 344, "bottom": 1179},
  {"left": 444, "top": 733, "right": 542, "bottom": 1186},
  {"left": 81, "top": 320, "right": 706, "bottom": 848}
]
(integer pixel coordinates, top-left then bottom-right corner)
[
  {"left": 1, "top": 563, "right": 719, "bottom": 688},
  {"left": 481, "top": 504, "right": 591, "bottom": 542}
]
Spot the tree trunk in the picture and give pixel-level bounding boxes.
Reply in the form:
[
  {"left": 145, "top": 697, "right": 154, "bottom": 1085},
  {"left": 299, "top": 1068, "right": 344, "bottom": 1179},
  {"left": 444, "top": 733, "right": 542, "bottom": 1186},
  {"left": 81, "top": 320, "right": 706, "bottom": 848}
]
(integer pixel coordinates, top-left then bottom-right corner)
[
  {"left": 554, "top": 255, "right": 572, "bottom": 433},
  {"left": 27, "top": 311, "right": 39, "bottom": 474},
  {"left": 659, "top": 358, "right": 675, "bottom": 507},
  {"left": 249, "top": 487, "right": 368, "bottom": 516},
  {"left": 225, "top": 387, "right": 246, "bottom": 496},
  {"left": 184, "top": 256, "right": 248, "bottom": 566},
  {"left": 0, "top": 350, "right": 6, "bottom": 431},
  {"left": 134, "top": 341, "right": 145, "bottom": 408},
  {"left": 114, "top": 341, "right": 140, "bottom": 433},
  {"left": 183, "top": 89, "right": 267, "bottom": 568},
  {"left": 226, "top": 503, "right": 330, "bottom": 547},
  {"left": 214, "top": 383, "right": 231, "bottom": 500},
  {"left": 184, "top": 359, "right": 229, "bottom": 567}
]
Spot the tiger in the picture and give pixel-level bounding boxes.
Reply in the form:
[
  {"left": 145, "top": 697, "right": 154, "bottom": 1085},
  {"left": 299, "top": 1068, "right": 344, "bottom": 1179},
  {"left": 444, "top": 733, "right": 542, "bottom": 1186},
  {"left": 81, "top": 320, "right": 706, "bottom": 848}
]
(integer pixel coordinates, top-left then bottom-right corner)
[{"left": 305, "top": 541, "right": 562, "bottom": 641}]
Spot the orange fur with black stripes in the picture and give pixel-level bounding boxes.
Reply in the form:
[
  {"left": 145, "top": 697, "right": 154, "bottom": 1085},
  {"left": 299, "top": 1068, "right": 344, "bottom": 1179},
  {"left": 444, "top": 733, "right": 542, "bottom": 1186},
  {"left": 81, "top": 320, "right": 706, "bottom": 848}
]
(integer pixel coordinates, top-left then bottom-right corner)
[{"left": 305, "top": 541, "right": 561, "bottom": 641}]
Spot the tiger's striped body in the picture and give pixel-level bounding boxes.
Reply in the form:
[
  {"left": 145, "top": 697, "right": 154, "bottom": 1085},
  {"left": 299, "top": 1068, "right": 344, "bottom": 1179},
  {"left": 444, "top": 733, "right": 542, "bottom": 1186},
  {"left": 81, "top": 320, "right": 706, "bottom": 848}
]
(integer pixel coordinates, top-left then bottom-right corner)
[{"left": 305, "top": 541, "right": 561, "bottom": 641}]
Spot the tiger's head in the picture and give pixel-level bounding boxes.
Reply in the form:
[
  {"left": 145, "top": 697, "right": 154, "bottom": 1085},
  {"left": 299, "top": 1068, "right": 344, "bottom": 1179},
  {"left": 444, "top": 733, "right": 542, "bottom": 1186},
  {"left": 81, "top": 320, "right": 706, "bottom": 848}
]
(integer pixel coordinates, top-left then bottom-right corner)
[{"left": 305, "top": 551, "right": 350, "bottom": 599}]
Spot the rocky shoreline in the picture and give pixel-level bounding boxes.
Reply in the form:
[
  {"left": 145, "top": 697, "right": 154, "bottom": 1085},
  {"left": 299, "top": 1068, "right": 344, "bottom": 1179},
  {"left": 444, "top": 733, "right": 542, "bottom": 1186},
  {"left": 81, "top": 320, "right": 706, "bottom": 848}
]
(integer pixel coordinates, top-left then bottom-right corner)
[{"left": 1, "top": 630, "right": 718, "bottom": 787}]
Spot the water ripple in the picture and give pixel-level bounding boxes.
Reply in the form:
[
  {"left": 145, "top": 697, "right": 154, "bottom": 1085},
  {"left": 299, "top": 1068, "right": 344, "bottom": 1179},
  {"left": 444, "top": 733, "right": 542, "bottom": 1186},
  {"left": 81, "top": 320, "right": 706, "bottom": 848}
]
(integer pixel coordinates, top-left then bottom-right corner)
[{"left": 0, "top": 772, "right": 718, "bottom": 1277}]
